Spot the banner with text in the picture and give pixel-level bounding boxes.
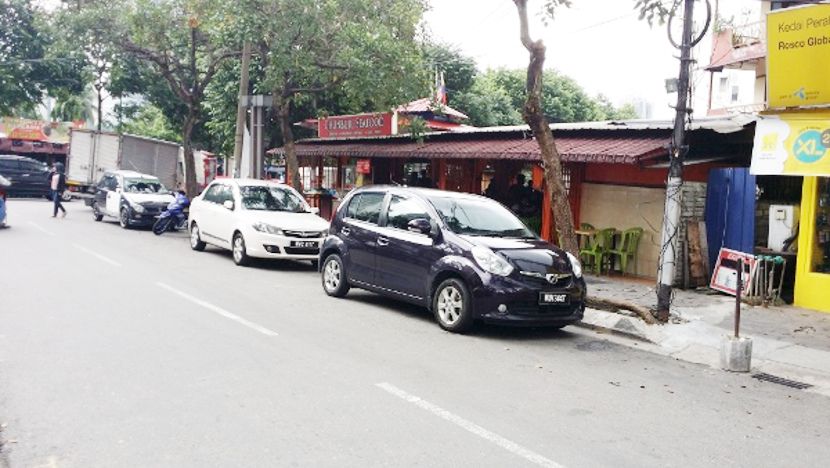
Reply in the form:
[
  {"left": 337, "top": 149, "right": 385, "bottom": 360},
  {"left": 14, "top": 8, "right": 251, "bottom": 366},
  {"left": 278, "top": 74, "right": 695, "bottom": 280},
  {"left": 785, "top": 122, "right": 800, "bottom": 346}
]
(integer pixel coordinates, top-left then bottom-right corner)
[
  {"left": 767, "top": 4, "right": 830, "bottom": 108},
  {"left": 318, "top": 113, "right": 393, "bottom": 139},
  {"left": 751, "top": 113, "right": 830, "bottom": 176}
]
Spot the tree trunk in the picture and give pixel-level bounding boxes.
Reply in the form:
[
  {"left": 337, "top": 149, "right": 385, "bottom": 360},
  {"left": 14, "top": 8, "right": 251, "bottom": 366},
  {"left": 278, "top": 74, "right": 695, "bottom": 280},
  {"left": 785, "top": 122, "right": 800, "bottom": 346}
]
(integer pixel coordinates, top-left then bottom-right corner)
[
  {"left": 232, "top": 42, "right": 252, "bottom": 178},
  {"left": 182, "top": 111, "right": 199, "bottom": 198},
  {"left": 277, "top": 97, "right": 301, "bottom": 191},
  {"left": 513, "top": 0, "right": 578, "bottom": 256},
  {"left": 96, "top": 87, "right": 103, "bottom": 132}
]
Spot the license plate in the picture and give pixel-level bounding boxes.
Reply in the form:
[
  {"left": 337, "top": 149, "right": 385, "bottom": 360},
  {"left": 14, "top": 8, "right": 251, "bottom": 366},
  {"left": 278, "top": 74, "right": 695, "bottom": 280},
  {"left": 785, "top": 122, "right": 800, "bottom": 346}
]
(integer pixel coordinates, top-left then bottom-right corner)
[
  {"left": 291, "top": 241, "right": 318, "bottom": 248},
  {"left": 539, "top": 293, "right": 570, "bottom": 305}
]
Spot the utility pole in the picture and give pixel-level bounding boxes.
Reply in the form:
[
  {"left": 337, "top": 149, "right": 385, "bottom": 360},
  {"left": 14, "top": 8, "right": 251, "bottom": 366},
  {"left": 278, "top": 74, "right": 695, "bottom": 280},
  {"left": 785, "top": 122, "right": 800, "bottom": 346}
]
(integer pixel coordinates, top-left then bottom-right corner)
[
  {"left": 656, "top": 0, "right": 703, "bottom": 321},
  {"left": 233, "top": 42, "right": 251, "bottom": 178}
]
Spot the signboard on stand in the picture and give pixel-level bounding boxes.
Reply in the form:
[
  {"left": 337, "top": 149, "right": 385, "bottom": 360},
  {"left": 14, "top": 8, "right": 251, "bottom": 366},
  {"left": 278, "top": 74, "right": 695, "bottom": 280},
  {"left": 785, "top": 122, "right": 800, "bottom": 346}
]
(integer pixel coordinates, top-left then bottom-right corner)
[{"left": 710, "top": 248, "right": 757, "bottom": 296}]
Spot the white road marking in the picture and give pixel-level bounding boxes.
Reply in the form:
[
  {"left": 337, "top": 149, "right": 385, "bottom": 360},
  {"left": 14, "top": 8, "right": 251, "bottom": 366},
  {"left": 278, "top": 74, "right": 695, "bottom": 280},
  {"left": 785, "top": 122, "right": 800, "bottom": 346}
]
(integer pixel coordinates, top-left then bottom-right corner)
[
  {"left": 156, "top": 282, "right": 279, "bottom": 337},
  {"left": 72, "top": 243, "right": 122, "bottom": 267},
  {"left": 27, "top": 221, "right": 56, "bottom": 237},
  {"left": 376, "top": 382, "right": 565, "bottom": 468}
]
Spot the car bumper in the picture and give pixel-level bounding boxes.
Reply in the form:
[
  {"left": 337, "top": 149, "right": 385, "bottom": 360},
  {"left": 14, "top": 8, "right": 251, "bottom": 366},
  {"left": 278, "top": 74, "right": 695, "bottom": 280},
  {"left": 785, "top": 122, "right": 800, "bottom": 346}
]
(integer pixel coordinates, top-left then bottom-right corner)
[
  {"left": 244, "top": 230, "right": 324, "bottom": 260},
  {"left": 127, "top": 211, "right": 163, "bottom": 226},
  {"left": 472, "top": 277, "right": 586, "bottom": 327}
]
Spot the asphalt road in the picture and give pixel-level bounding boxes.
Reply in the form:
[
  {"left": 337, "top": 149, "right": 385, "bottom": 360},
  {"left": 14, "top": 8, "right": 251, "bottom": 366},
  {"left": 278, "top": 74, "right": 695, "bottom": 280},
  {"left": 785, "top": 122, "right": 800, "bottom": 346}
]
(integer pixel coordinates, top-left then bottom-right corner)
[{"left": 1, "top": 199, "right": 828, "bottom": 468}]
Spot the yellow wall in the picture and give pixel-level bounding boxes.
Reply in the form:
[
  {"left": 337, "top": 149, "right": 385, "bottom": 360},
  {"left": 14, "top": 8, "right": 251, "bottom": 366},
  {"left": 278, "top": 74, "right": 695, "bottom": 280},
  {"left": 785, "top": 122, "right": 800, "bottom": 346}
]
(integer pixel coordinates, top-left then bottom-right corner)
[
  {"left": 794, "top": 177, "right": 830, "bottom": 313},
  {"left": 579, "top": 183, "right": 665, "bottom": 277}
]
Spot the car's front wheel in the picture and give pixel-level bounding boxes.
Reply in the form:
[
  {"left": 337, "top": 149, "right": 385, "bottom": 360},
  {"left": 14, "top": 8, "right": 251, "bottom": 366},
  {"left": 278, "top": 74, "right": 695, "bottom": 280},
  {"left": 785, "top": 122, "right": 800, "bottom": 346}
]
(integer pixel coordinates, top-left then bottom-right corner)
[
  {"left": 190, "top": 222, "right": 206, "bottom": 251},
  {"left": 321, "top": 254, "right": 349, "bottom": 297},
  {"left": 119, "top": 207, "right": 130, "bottom": 229},
  {"left": 232, "top": 232, "right": 251, "bottom": 266},
  {"left": 433, "top": 278, "right": 474, "bottom": 333}
]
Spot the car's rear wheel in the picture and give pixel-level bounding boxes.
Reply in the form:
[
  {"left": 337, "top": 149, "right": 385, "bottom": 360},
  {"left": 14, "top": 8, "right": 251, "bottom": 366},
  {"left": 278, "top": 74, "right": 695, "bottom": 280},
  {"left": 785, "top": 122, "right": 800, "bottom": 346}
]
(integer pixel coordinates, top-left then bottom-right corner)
[
  {"left": 92, "top": 202, "right": 103, "bottom": 222},
  {"left": 232, "top": 232, "right": 250, "bottom": 266},
  {"left": 119, "top": 207, "right": 130, "bottom": 229},
  {"left": 433, "top": 278, "right": 474, "bottom": 333},
  {"left": 190, "top": 222, "right": 206, "bottom": 251},
  {"left": 321, "top": 254, "right": 349, "bottom": 297},
  {"left": 61, "top": 191, "right": 72, "bottom": 202}
]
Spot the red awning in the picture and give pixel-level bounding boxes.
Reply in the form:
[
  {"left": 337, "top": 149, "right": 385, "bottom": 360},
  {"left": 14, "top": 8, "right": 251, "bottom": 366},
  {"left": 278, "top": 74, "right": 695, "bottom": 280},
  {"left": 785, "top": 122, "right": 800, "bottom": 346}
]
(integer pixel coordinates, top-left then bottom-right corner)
[
  {"left": 0, "top": 138, "right": 68, "bottom": 155},
  {"left": 274, "top": 135, "right": 669, "bottom": 165}
]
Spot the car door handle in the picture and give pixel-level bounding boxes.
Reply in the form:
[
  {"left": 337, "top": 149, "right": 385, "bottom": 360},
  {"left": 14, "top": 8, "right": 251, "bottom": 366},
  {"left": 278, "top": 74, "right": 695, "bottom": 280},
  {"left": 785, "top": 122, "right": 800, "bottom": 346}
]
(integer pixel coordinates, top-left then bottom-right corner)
[
  {"left": 341, "top": 226, "right": 351, "bottom": 236},
  {"left": 377, "top": 236, "right": 389, "bottom": 246}
]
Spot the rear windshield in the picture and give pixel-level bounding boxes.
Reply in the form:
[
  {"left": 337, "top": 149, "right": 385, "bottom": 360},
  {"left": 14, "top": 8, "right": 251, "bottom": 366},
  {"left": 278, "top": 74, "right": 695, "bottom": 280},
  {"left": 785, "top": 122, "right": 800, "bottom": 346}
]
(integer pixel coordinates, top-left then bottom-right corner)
[
  {"left": 240, "top": 185, "right": 307, "bottom": 212},
  {"left": 427, "top": 195, "right": 535, "bottom": 239},
  {"left": 124, "top": 178, "right": 168, "bottom": 194}
]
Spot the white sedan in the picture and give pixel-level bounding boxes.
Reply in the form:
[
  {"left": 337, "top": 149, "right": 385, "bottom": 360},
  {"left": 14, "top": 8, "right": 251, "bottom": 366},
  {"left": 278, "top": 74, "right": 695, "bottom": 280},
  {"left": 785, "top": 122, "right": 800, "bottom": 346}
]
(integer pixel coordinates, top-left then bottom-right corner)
[{"left": 188, "top": 179, "right": 330, "bottom": 266}]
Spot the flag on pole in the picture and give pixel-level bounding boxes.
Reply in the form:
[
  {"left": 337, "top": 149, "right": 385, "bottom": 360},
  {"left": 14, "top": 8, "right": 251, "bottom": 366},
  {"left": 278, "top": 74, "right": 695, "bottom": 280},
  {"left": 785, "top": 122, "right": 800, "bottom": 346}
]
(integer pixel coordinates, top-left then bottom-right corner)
[{"left": 438, "top": 71, "right": 447, "bottom": 104}]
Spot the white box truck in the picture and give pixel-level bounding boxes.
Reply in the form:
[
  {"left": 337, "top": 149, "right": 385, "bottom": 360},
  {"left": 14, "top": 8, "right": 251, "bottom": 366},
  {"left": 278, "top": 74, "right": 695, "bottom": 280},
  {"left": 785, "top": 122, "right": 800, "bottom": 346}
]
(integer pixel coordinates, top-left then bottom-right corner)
[{"left": 67, "top": 129, "right": 181, "bottom": 201}]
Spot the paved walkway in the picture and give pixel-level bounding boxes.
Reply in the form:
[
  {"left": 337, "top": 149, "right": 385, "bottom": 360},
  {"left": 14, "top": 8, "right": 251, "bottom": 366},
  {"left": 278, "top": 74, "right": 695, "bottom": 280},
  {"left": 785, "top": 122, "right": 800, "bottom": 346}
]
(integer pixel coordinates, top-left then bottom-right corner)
[{"left": 581, "top": 274, "right": 830, "bottom": 395}]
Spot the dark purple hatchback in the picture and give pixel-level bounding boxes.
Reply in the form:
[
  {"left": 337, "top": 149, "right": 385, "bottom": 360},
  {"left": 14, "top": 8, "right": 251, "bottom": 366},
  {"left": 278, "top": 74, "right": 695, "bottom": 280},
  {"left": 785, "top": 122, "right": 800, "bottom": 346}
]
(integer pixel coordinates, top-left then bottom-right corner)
[{"left": 319, "top": 186, "right": 586, "bottom": 333}]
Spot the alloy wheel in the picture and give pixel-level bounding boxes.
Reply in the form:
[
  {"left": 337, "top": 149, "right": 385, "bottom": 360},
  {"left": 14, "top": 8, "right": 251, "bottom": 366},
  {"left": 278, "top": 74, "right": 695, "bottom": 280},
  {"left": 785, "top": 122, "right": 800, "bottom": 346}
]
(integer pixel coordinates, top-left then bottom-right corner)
[
  {"left": 436, "top": 285, "right": 464, "bottom": 325},
  {"left": 323, "top": 259, "right": 341, "bottom": 292},
  {"left": 191, "top": 225, "right": 200, "bottom": 247},
  {"left": 233, "top": 236, "right": 244, "bottom": 263}
]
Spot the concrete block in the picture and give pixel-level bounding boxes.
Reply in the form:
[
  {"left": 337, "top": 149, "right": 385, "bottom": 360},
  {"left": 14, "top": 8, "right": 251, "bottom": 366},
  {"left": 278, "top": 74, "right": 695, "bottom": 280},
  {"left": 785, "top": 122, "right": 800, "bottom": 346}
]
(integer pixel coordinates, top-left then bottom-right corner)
[{"left": 720, "top": 336, "right": 753, "bottom": 372}]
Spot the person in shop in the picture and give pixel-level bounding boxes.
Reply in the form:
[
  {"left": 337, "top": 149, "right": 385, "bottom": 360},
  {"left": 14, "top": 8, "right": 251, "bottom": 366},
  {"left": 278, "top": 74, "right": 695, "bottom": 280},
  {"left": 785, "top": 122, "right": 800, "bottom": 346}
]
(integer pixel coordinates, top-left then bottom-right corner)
[
  {"left": 507, "top": 174, "right": 529, "bottom": 210},
  {"left": 418, "top": 169, "right": 434, "bottom": 188}
]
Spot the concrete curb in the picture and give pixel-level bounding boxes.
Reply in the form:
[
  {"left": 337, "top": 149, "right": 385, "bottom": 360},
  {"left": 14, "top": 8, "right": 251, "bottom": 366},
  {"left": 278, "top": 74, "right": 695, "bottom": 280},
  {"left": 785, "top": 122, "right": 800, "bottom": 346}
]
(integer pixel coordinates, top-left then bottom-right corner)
[
  {"left": 577, "top": 307, "right": 830, "bottom": 396},
  {"left": 576, "top": 308, "right": 655, "bottom": 343}
]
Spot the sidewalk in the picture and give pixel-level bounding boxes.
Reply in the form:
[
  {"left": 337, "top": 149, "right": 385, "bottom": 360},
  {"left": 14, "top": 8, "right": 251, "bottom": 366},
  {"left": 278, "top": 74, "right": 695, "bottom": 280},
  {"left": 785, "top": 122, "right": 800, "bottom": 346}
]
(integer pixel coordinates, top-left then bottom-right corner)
[{"left": 579, "top": 274, "right": 830, "bottom": 396}]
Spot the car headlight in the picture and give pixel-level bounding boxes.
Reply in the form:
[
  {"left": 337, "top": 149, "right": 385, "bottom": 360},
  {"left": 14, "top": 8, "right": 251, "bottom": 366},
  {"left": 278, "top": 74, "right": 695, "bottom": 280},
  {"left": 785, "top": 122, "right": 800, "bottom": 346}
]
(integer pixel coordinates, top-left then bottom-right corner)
[
  {"left": 566, "top": 251, "right": 583, "bottom": 278},
  {"left": 472, "top": 246, "right": 514, "bottom": 277},
  {"left": 129, "top": 201, "right": 145, "bottom": 213},
  {"left": 252, "top": 222, "right": 283, "bottom": 235}
]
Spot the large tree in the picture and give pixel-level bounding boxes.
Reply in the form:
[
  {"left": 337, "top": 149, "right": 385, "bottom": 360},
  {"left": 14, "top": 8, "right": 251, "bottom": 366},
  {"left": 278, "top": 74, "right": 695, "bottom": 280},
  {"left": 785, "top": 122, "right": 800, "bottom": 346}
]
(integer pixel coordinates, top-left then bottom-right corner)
[
  {"left": 99, "top": 0, "right": 239, "bottom": 195},
  {"left": 0, "top": 0, "right": 84, "bottom": 116},
  {"left": 511, "top": 0, "right": 666, "bottom": 256},
  {"left": 233, "top": 0, "right": 428, "bottom": 188}
]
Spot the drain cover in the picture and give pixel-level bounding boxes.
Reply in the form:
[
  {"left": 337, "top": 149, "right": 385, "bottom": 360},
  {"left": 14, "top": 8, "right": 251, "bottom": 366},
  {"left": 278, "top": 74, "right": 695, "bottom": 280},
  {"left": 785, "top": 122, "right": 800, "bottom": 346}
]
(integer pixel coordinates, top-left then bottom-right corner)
[{"left": 751, "top": 373, "right": 813, "bottom": 390}]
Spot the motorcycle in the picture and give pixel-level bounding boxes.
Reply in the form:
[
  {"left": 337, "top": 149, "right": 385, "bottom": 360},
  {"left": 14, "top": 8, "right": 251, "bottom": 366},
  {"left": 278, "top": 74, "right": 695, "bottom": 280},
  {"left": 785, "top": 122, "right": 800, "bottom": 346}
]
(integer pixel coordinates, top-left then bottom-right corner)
[{"left": 153, "top": 191, "right": 189, "bottom": 235}]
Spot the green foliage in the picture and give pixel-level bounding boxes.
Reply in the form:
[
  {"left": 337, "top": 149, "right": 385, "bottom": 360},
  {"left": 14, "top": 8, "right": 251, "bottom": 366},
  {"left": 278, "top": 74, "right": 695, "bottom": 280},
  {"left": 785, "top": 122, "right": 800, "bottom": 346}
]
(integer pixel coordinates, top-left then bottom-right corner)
[
  {"left": 0, "top": 0, "right": 84, "bottom": 115},
  {"left": 117, "top": 102, "right": 181, "bottom": 143},
  {"left": 423, "top": 43, "right": 478, "bottom": 98},
  {"left": 453, "top": 68, "right": 636, "bottom": 126}
]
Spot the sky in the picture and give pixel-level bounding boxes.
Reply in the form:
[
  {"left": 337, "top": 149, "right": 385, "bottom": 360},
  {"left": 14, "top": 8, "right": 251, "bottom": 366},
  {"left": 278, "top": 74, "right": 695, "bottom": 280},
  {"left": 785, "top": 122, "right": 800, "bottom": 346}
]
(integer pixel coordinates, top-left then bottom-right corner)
[{"left": 423, "top": 0, "right": 761, "bottom": 119}]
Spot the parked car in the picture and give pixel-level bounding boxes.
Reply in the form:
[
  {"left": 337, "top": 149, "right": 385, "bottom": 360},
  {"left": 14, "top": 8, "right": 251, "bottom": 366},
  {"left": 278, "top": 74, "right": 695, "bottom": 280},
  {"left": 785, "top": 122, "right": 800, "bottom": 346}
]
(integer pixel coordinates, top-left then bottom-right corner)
[
  {"left": 0, "top": 155, "right": 51, "bottom": 199},
  {"left": 319, "top": 186, "right": 586, "bottom": 333},
  {"left": 188, "top": 179, "right": 329, "bottom": 266},
  {"left": 91, "top": 170, "right": 175, "bottom": 228}
]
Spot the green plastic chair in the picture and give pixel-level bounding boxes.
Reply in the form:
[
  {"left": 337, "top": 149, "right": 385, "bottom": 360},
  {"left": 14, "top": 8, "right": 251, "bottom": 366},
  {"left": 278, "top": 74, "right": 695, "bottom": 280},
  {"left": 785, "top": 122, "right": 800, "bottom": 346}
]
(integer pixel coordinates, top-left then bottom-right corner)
[
  {"left": 579, "top": 227, "right": 615, "bottom": 275},
  {"left": 607, "top": 227, "right": 644, "bottom": 275},
  {"left": 579, "top": 223, "right": 596, "bottom": 250}
]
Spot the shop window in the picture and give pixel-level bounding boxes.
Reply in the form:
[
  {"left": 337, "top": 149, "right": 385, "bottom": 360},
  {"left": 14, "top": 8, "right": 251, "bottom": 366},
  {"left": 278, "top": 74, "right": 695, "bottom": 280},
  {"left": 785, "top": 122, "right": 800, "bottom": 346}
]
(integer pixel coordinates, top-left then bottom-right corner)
[{"left": 814, "top": 177, "right": 830, "bottom": 273}]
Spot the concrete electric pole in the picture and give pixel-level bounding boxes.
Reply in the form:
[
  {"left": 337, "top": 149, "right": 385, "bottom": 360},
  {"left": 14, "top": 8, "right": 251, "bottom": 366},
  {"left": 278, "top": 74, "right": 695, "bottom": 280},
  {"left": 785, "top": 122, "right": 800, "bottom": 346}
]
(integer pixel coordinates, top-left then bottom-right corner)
[{"left": 656, "top": 0, "right": 711, "bottom": 321}]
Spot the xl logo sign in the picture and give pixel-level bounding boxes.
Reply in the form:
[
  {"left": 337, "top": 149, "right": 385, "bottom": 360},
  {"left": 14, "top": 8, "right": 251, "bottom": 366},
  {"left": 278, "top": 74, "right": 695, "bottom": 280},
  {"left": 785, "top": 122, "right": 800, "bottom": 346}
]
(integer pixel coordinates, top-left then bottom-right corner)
[{"left": 793, "top": 130, "right": 827, "bottom": 164}]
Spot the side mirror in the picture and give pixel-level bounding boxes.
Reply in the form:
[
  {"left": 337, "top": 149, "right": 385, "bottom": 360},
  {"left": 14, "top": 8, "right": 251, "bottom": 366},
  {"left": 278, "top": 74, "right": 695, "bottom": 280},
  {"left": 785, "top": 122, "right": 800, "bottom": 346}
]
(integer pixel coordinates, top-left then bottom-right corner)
[
  {"left": 309, "top": 206, "right": 320, "bottom": 215},
  {"left": 223, "top": 200, "right": 234, "bottom": 210},
  {"left": 407, "top": 218, "right": 433, "bottom": 236}
]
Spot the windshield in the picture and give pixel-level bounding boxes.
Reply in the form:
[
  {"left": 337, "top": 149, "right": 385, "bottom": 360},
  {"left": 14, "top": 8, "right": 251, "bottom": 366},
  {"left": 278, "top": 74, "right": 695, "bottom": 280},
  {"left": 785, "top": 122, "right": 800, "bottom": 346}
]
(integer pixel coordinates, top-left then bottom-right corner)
[
  {"left": 124, "top": 178, "right": 168, "bottom": 194},
  {"left": 240, "top": 185, "right": 307, "bottom": 212},
  {"left": 427, "top": 195, "right": 535, "bottom": 238}
]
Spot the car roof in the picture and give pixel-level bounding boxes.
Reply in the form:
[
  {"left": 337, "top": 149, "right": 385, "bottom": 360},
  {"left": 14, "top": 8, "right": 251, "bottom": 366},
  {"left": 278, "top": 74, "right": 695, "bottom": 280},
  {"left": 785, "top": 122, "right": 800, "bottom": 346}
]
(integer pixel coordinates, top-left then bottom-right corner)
[
  {"left": 0, "top": 154, "right": 44, "bottom": 163},
  {"left": 218, "top": 178, "right": 294, "bottom": 189},
  {"left": 354, "top": 185, "right": 488, "bottom": 202}
]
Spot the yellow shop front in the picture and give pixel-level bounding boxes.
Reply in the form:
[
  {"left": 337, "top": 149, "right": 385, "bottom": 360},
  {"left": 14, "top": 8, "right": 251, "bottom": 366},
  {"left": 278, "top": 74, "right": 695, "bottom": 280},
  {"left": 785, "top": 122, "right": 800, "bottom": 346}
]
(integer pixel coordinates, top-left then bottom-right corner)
[{"left": 751, "top": 112, "right": 830, "bottom": 312}]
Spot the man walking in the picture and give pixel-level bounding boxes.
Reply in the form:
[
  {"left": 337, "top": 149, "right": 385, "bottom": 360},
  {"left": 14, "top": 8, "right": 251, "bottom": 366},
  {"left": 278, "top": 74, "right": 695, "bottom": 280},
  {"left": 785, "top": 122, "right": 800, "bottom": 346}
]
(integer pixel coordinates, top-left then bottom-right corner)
[{"left": 51, "top": 162, "right": 67, "bottom": 218}]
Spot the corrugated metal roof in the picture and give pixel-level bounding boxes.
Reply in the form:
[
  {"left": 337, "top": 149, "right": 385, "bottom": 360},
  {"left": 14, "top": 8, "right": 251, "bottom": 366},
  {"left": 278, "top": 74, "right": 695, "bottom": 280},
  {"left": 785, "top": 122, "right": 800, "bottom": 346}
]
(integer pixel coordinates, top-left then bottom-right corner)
[
  {"left": 283, "top": 114, "right": 754, "bottom": 146},
  {"left": 275, "top": 135, "right": 669, "bottom": 165}
]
